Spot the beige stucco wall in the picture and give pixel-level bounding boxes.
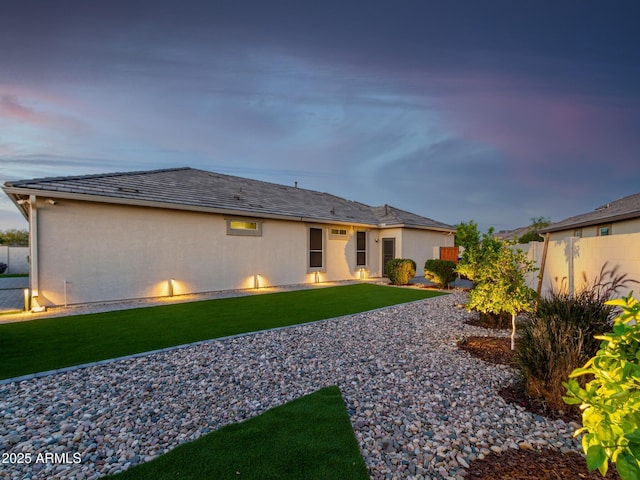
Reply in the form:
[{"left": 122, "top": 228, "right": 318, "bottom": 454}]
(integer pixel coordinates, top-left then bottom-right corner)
[
  {"left": 0, "top": 246, "right": 29, "bottom": 274},
  {"left": 398, "top": 228, "right": 455, "bottom": 276},
  {"left": 29, "top": 198, "right": 455, "bottom": 305},
  {"left": 32, "top": 199, "right": 334, "bottom": 305}
]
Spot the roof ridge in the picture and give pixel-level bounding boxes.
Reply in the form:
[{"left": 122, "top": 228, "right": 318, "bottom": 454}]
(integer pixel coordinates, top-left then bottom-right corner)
[{"left": 5, "top": 166, "right": 192, "bottom": 187}]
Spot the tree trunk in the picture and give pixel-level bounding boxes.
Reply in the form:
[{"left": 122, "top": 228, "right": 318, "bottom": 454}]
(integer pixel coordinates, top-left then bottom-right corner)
[{"left": 511, "top": 313, "right": 517, "bottom": 350}]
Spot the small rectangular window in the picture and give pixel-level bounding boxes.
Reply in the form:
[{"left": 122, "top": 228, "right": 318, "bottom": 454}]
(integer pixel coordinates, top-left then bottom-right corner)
[
  {"left": 230, "top": 221, "right": 257, "bottom": 230},
  {"left": 329, "top": 228, "right": 348, "bottom": 238},
  {"left": 573, "top": 229, "right": 582, "bottom": 238},
  {"left": 309, "top": 227, "right": 323, "bottom": 269},
  {"left": 356, "top": 231, "right": 367, "bottom": 266},
  {"left": 226, "top": 218, "right": 262, "bottom": 236}
]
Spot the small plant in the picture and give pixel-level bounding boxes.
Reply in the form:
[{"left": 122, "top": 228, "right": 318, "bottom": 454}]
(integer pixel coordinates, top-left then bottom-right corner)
[
  {"left": 0, "top": 262, "right": 7, "bottom": 274},
  {"left": 386, "top": 259, "right": 416, "bottom": 285},
  {"left": 563, "top": 292, "right": 640, "bottom": 480},
  {"left": 424, "top": 259, "right": 457, "bottom": 289}
]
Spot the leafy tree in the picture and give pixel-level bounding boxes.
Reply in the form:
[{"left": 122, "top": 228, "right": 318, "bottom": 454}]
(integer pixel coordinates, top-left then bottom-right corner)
[
  {"left": 563, "top": 293, "right": 640, "bottom": 479},
  {"left": 517, "top": 216, "right": 550, "bottom": 243},
  {"left": 455, "top": 220, "right": 480, "bottom": 262},
  {"left": 458, "top": 234, "right": 538, "bottom": 349},
  {"left": 0, "top": 229, "right": 29, "bottom": 246}
]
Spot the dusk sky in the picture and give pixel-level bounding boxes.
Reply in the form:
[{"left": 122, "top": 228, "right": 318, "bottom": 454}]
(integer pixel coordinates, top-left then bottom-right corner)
[{"left": 1, "top": 1, "right": 639, "bottom": 232}]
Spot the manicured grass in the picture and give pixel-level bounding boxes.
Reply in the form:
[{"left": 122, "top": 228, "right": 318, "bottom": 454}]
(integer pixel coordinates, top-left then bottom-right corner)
[
  {"left": 0, "top": 273, "right": 29, "bottom": 278},
  {"left": 107, "top": 386, "right": 369, "bottom": 480},
  {"left": 0, "top": 283, "right": 443, "bottom": 379}
]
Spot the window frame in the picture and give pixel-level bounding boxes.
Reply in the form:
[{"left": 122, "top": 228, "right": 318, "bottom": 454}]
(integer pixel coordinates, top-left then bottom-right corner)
[
  {"left": 308, "top": 226, "right": 325, "bottom": 271},
  {"left": 597, "top": 224, "right": 612, "bottom": 237},
  {"left": 355, "top": 230, "right": 368, "bottom": 267}
]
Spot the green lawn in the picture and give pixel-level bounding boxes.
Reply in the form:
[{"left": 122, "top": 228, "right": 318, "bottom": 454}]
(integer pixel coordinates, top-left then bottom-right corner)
[
  {"left": 107, "top": 386, "right": 369, "bottom": 480},
  {"left": 0, "top": 283, "right": 443, "bottom": 379}
]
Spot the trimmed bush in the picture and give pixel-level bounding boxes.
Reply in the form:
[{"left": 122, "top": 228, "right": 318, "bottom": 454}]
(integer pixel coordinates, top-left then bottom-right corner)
[
  {"left": 424, "top": 259, "right": 457, "bottom": 289},
  {"left": 386, "top": 259, "right": 416, "bottom": 285},
  {"left": 0, "top": 262, "right": 6, "bottom": 274}
]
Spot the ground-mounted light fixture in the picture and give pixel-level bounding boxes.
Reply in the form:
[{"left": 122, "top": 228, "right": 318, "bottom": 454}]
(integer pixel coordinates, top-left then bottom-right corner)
[
  {"left": 254, "top": 274, "right": 261, "bottom": 289},
  {"left": 168, "top": 278, "right": 176, "bottom": 296}
]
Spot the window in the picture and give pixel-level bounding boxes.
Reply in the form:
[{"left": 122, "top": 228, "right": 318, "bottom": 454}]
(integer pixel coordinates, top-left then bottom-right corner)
[
  {"left": 573, "top": 229, "right": 582, "bottom": 238},
  {"left": 356, "top": 231, "right": 367, "bottom": 266},
  {"left": 309, "top": 227, "right": 324, "bottom": 269},
  {"left": 226, "top": 218, "right": 262, "bottom": 236},
  {"left": 330, "top": 228, "right": 348, "bottom": 238},
  {"left": 598, "top": 224, "right": 612, "bottom": 236}
]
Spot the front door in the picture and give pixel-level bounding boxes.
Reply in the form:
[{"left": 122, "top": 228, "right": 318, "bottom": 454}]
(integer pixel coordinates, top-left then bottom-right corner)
[{"left": 382, "top": 238, "right": 395, "bottom": 276}]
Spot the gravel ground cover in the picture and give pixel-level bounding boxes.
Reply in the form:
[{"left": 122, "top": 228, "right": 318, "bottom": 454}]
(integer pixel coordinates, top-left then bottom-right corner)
[{"left": 0, "top": 292, "right": 582, "bottom": 479}]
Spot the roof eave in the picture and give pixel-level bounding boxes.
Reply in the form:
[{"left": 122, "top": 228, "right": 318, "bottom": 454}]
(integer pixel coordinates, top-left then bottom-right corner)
[
  {"left": 1, "top": 186, "right": 376, "bottom": 228},
  {"left": 541, "top": 211, "right": 640, "bottom": 233}
]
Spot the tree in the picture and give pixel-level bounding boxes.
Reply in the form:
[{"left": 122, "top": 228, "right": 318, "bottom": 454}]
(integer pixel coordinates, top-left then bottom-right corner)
[
  {"left": 455, "top": 220, "right": 480, "bottom": 263},
  {"left": 517, "top": 216, "right": 550, "bottom": 243},
  {"left": 0, "top": 229, "right": 28, "bottom": 246},
  {"left": 458, "top": 234, "right": 538, "bottom": 349}
]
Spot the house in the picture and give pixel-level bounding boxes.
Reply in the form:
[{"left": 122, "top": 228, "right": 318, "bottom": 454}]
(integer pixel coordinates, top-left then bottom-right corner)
[
  {"left": 540, "top": 192, "right": 640, "bottom": 240},
  {"left": 2, "top": 167, "right": 455, "bottom": 308}
]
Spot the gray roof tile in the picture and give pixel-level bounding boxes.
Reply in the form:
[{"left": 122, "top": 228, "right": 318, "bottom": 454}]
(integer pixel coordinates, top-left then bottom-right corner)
[
  {"left": 542, "top": 192, "right": 640, "bottom": 232},
  {"left": 4, "top": 167, "right": 455, "bottom": 231}
]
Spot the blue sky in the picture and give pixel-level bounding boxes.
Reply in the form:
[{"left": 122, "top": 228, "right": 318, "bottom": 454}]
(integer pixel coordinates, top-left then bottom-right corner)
[{"left": 1, "top": 1, "right": 639, "bottom": 232}]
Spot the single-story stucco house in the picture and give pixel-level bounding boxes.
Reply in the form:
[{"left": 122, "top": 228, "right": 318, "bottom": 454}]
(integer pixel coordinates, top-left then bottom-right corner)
[
  {"left": 541, "top": 192, "right": 640, "bottom": 240},
  {"left": 3, "top": 167, "right": 455, "bottom": 308}
]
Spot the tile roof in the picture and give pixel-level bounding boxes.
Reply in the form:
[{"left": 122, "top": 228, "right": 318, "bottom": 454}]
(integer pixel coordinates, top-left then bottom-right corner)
[
  {"left": 541, "top": 192, "right": 640, "bottom": 233},
  {"left": 3, "top": 167, "right": 455, "bottom": 231}
]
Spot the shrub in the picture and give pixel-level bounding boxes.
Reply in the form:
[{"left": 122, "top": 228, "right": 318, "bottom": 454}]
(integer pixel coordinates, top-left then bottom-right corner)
[
  {"left": 0, "top": 262, "right": 6, "bottom": 274},
  {"left": 424, "top": 259, "right": 457, "bottom": 289},
  {"left": 563, "top": 293, "right": 640, "bottom": 479},
  {"left": 517, "top": 264, "right": 636, "bottom": 414},
  {"left": 386, "top": 259, "right": 416, "bottom": 285}
]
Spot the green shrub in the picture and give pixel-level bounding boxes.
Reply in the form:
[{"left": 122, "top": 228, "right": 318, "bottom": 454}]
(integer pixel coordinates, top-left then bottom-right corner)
[
  {"left": 517, "top": 263, "right": 635, "bottom": 414},
  {"left": 386, "top": 258, "right": 416, "bottom": 285},
  {"left": 424, "top": 259, "right": 456, "bottom": 289},
  {"left": 563, "top": 293, "right": 640, "bottom": 479}
]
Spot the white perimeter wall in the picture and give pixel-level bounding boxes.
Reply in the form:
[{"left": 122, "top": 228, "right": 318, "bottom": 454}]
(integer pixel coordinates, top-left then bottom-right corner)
[
  {"left": 516, "top": 232, "right": 640, "bottom": 297},
  {"left": 0, "top": 246, "right": 29, "bottom": 274}
]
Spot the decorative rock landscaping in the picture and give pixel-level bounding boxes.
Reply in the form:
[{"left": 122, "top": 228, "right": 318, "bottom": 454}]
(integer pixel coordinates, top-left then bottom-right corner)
[{"left": 0, "top": 292, "right": 581, "bottom": 479}]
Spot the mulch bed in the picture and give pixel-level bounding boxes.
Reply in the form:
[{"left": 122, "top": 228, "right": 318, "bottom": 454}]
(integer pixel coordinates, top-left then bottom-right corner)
[{"left": 457, "top": 335, "right": 621, "bottom": 479}]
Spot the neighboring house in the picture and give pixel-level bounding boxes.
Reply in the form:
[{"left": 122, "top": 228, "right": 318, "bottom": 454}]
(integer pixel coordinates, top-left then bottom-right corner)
[
  {"left": 495, "top": 226, "right": 530, "bottom": 242},
  {"left": 2, "top": 167, "right": 455, "bottom": 307},
  {"left": 541, "top": 192, "right": 640, "bottom": 240}
]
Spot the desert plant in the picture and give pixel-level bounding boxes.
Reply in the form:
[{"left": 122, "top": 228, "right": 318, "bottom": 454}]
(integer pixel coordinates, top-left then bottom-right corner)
[
  {"left": 424, "top": 259, "right": 457, "bottom": 289},
  {"left": 0, "top": 262, "right": 7, "bottom": 274},
  {"left": 517, "top": 263, "right": 637, "bottom": 414},
  {"left": 563, "top": 293, "right": 640, "bottom": 479},
  {"left": 386, "top": 258, "right": 416, "bottom": 285}
]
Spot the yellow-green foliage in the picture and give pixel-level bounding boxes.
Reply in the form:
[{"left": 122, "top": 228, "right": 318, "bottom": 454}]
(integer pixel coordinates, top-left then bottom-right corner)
[{"left": 564, "top": 293, "right": 640, "bottom": 480}]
